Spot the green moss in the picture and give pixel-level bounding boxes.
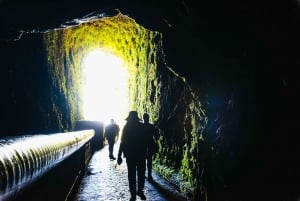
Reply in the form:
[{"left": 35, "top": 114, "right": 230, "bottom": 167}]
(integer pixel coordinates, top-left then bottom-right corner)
[{"left": 43, "top": 12, "right": 161, "bottom": 131}]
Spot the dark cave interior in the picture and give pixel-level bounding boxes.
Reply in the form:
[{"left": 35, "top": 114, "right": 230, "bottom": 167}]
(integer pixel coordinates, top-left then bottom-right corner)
[{"left": 0, "top": 0, "right": 299, "bottom": 200}]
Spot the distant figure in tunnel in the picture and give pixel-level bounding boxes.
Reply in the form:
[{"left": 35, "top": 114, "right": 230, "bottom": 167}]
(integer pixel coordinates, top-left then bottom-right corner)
[
  {"left": 143, "top": 113, "right": 159, "bottom": 181},
  {"left": 104, "top": 118, "right": 120, "bottom": 160},
  {"left": 117, "top": 111, "right": 150, "bottom": 201}
]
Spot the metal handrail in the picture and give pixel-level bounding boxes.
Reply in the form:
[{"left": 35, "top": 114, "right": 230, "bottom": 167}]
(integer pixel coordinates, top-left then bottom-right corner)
[{"left": 0, "top": 130, "right": 95, "bottom": 201}]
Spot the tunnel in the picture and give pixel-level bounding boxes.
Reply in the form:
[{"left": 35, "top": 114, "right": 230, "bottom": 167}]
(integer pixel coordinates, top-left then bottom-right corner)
[{"left": 0, "top": 0, "right": 299, "bottom": 201}]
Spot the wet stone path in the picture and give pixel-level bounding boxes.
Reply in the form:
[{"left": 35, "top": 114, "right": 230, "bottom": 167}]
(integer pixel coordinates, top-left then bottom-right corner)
[{"left": 74, "top": 143, "right": 186, "bottom": 201}]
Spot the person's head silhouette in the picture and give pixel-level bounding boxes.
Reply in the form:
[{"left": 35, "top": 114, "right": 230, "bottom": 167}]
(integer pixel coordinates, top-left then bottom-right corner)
[{"left": 125, "top": 111, "right": 140, "bottom": 122}]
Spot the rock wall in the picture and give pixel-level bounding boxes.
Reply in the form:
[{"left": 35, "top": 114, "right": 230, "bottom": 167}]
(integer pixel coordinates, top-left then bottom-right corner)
[{"left": 0, "top": 33, "right": 68, "bottom": 135}]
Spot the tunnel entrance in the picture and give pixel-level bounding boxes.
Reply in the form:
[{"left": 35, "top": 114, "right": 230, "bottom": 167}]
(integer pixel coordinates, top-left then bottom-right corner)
[
  {"left": 43, "top": 11, "right": 161, "bottom": 130},
  {"left": 82, "top": 49, "right": 129, "bottom": 127}
]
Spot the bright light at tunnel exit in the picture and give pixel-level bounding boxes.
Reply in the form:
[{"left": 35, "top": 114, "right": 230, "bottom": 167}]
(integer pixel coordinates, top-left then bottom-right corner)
[{"left": 82, "top": 50, "right": 129, "bottom": 127}]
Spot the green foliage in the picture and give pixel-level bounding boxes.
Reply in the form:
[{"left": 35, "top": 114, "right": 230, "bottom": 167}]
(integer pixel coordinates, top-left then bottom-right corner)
[{"left": 153, "top": 163, "right": 176, "bottom": 180}]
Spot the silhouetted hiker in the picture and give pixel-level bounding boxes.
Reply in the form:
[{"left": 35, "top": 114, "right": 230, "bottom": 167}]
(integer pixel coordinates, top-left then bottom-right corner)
[
  {"left": 117, "top": 111, "right": 149, "bottom": 201},
  {"left": 104, "top": 118, "right": 120, "bottom": 160},
  {"left": 143, "top": 113, "right": 159, "bottom": 181}
]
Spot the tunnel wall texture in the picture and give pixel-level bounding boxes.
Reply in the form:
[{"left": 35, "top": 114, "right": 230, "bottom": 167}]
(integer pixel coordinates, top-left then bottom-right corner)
[
  {"left": 0, "top": 33, "right": 72, "bottom": 135},
  {"left": 43, "top": 11, "right": 162, "bottom": 126}
]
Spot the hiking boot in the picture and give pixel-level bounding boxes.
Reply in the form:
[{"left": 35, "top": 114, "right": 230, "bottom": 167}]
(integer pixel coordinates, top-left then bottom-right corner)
[
  {"left": 129, "top": 196, "right": 136, "bottom": 201},
  {"left": 137, "top": 191, "right": 146, "bottom": 200}
]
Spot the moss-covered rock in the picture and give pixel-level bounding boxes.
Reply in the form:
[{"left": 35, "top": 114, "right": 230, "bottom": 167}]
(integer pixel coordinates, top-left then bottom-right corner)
[{"left": 43, "top": 12, "right": 161, "bottom": 131}]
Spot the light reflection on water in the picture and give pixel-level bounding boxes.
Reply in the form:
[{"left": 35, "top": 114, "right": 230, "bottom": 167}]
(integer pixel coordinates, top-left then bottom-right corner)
[
  {"left": 0, "top": 130, "right": 94, "bottom": 201},
  {"left": 0, "top": 135, "right": 33, "bottom": 146}
]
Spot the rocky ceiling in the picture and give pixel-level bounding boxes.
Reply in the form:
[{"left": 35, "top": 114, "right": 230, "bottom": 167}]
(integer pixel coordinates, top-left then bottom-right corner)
[
  {"left": 1, "top": 0, "right": 298, "bottom": 94},
  {"left": 1, "top": 0, "right": 299, "bottom": 78}
]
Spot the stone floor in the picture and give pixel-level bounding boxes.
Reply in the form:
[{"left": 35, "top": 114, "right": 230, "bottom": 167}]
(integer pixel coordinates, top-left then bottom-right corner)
[{"left": 74, "top": 143, "right": 190, "bottom": 201}]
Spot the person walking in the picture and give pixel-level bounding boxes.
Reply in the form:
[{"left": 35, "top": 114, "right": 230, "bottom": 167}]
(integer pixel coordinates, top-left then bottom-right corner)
[
  {"left": 104, "top": 118, "right": 120, "bottom": 160},
  {"left": 143, "top": 113, "right": 160, "bottom": 181},
  {"left": 117, "top": 111, "right": 150, "bottom": 201}
]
